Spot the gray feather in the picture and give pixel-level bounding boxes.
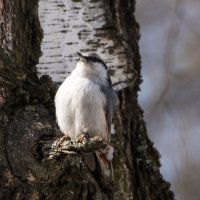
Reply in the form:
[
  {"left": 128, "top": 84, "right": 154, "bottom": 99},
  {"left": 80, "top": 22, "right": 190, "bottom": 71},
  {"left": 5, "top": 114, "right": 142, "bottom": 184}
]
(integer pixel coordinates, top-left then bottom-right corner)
[{"left": 100, "top": 82, "right": 117, "bottom": 138}]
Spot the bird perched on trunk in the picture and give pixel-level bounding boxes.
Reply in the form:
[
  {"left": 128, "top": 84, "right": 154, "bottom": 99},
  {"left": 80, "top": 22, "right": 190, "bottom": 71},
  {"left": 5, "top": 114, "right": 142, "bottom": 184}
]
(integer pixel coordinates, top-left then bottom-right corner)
[{"left": 55, "top": 52, "right": 117, "bottom": 180}]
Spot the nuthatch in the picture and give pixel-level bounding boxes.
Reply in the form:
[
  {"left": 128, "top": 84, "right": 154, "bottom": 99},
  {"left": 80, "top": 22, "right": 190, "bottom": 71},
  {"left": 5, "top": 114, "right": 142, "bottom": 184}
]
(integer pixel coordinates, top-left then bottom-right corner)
[{"left": 55, "top": 52, "right": 117, "bottom": 180}]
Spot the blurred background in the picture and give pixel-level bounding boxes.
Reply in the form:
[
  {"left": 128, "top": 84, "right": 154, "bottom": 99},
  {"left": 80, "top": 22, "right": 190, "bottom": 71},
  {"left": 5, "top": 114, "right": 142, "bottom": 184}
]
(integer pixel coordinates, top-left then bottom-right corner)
[{"left": 136, "top": 0, "right": 200, "bottom": 199}]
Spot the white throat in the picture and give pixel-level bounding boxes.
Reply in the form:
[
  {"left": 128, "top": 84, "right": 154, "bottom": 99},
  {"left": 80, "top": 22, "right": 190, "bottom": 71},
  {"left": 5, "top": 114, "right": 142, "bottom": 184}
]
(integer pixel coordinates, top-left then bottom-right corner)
[{"left": 72, "top": 61, "right": 108, "bottom": 85}]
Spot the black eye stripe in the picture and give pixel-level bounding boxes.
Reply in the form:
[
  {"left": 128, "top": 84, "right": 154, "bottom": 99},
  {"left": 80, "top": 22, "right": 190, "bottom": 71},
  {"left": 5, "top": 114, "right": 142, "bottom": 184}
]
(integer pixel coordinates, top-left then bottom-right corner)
[{"left": 86, "top": 53, "right": 108, "bottom": 69}]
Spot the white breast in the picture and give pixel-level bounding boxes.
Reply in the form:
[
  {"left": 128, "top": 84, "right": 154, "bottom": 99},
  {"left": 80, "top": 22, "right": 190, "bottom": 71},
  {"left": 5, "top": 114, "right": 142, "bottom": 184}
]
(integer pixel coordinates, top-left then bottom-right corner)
[{"left": 55, "top": 73, "right": 108, "bottom": 140}]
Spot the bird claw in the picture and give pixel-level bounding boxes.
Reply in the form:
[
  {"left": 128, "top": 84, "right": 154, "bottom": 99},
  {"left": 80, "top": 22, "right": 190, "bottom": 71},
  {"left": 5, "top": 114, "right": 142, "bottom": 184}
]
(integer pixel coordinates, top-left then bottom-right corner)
[
  {"left": 55, "top": 135, "right": 71, "bottom": 147},
  {"left": 76, "top": 133, "right": 90, "bottom": 144}
]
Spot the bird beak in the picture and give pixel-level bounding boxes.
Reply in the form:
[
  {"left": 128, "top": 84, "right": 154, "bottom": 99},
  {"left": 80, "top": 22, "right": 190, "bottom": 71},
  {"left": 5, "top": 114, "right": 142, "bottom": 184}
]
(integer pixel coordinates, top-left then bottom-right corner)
[{"left": 77, "top": 52, "right": 87, "bottom": 62}]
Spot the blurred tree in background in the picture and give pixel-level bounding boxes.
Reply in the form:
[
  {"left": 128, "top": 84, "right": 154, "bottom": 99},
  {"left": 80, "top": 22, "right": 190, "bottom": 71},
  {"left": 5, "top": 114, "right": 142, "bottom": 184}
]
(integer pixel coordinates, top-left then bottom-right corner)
[{"left": 136, "top": 0, "right": 200, "bottom": 199}]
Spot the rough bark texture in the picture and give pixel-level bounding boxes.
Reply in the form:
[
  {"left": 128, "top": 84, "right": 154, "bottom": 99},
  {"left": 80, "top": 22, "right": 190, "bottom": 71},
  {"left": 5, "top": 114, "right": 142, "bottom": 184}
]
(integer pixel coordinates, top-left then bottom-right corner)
[{"left": 0, "top": 0, "right": 175, "bottom": 199}]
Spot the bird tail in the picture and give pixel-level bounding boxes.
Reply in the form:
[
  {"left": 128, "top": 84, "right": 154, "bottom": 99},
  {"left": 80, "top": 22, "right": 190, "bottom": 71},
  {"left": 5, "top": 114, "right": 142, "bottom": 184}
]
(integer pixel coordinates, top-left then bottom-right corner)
[
  {"left": 84, "top": 145, "right": 114, "bottom": 181},
  {"left": 95, "top": 144, "right": 114, "bottom": 181}
]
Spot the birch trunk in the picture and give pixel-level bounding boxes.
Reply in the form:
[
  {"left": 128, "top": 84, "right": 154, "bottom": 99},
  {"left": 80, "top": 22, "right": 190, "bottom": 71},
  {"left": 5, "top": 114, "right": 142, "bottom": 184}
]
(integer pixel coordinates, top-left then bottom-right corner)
[{"left": 0, "top": 0, "right": 174, "bottom": 199}]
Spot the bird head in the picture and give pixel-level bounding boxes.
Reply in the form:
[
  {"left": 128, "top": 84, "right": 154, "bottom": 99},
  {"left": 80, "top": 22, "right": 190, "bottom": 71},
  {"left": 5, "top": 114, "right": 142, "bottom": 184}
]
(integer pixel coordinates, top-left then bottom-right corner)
[{"left": 76, "top": 52, "right": 110, "bottom": 83}]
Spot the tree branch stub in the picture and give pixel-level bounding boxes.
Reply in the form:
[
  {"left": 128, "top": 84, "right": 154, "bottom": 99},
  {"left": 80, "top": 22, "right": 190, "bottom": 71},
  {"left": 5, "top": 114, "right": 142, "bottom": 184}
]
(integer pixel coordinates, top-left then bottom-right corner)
[{"left": 48, "top": 136, "right": 108, "bottom": 159}]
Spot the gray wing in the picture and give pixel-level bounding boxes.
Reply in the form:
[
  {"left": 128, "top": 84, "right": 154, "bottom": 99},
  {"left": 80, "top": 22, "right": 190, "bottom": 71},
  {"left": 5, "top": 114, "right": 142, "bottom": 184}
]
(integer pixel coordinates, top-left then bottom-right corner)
[{"left": 100, "top": 84, "right": 118, "bottom": 140}]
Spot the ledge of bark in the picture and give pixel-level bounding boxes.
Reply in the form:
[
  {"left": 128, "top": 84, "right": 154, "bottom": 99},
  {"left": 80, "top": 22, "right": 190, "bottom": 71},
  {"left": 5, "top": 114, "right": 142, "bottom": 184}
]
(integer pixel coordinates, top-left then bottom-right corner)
[{"left": 48, "top": 136, "right": 107, "bottom": 159}]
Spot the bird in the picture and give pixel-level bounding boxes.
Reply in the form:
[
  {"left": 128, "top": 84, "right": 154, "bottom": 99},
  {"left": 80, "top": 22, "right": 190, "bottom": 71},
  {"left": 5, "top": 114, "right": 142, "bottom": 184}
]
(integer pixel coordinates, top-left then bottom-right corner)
[{"left": 55, "top": 52, "right": 117, "bottom": 180}]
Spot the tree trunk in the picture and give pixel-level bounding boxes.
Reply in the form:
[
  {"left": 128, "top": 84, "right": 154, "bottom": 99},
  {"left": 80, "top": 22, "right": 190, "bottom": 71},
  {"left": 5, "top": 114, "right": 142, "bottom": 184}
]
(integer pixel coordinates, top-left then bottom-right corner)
[{"left": 0, "top": 0, "right": 174, "bottom": 199}]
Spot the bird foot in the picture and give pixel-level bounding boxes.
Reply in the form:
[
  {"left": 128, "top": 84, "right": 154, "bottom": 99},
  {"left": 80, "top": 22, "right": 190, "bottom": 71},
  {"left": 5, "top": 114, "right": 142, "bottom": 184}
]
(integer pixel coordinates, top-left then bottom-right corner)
[
  {"left": 55, "top": 135, "right": 71, "bottom": 147},
  {"left": 76, "top": 133, "right": 90, "bottom": 144}
]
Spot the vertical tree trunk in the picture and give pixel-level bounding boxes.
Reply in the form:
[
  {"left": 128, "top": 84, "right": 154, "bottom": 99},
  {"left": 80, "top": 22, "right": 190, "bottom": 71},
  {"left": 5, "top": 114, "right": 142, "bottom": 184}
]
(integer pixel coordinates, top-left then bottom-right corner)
[{"left": 0, "top": 0, "right": 174, "bottom": 199}]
